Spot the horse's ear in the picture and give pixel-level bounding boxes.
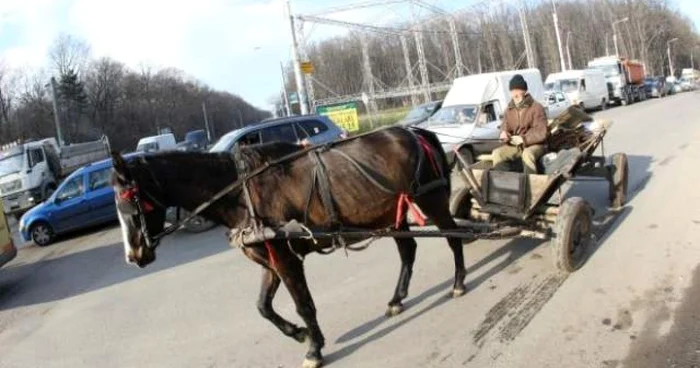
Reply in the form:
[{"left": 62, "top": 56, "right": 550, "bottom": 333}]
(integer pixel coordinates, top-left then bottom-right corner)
[{"left": 111, "top": 151, "right": 130, "bottom": 183}]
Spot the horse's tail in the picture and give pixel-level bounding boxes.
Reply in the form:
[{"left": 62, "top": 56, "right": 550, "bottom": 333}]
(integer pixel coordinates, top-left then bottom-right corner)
[{"left": 408, "top": 126, "right": 451, "bottom": 195}]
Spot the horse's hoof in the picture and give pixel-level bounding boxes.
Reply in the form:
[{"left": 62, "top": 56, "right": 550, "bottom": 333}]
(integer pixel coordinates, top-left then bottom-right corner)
[
  {"left": 385, "top": 304, "right": 404, "bottom": 317},
  {"left": 293, "top": 328, "right": 310, "bottom": 343},
  {"left": 302, "top": 357, "right": 323, "bottom": 368},
  {"left": 452, "top": 287, "right": 467, "bottom": 298}
]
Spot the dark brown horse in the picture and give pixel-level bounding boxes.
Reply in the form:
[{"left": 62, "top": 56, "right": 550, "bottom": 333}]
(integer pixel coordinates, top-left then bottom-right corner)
[{"left": 111, "top": 126, "right": 467, "bottom": 368}]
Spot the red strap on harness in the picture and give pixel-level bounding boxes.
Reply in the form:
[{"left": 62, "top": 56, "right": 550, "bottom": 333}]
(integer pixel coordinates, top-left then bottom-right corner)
[
  {"left": 417, "top": 135, "right": 439, "bottom": 175},
  {"left": 395, "top": 193, "right": 426, "bottom": 229},
  {"left": 119, "top": 187, "right": 154, "bottom": 213},
  {"left": 265, "top": 241, "right": 278, "bottom": 268}
]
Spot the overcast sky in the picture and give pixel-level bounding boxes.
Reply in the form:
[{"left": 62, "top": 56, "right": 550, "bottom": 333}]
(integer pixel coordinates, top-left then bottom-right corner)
[{"left": 1, "top": 0, "right": 698, "bottom": 111}]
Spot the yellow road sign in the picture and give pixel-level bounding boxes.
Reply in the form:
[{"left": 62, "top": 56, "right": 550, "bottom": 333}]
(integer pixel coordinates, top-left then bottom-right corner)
[
  {"left": 317, "top": 102, "right": 359, "bottom": 132},
  {"left": 300, "top": 61, "right": 314, "bottom": 74}
]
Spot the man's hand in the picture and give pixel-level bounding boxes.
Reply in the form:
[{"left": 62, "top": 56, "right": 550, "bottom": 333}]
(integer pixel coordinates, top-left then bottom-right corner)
[
  {"left": 499, "top": 130, "right": 510, "bottom": 143},
  {"left": 509, "top": 135, "right": 524, "bottom": 146}
]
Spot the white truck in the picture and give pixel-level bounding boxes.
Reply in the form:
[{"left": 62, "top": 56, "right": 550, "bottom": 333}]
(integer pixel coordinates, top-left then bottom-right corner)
[
  {"left": 545, "top": 69, "right": 608, "bottom": 111},
  {"left": 587, "top": 56, "right": 646, "bottom": 105},
  {"left": 136, "top": 133, "right": 177, "bottom": 153},
  {"left": 421, "top": 68, "right": 546, "bottom": 165},
  {"left": 0, "top": 136, "right": 110, "bottom": 219}
]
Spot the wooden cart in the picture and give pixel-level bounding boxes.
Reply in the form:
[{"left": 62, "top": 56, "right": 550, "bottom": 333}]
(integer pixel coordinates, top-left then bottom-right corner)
[{"left": 449, "top": 119, "right": 628, "bottom": 272}]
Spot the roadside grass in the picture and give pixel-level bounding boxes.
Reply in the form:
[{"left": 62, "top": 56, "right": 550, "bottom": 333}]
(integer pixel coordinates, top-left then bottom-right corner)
[{"left": 355, "top": 106, "right": 411, "bottom": 134}]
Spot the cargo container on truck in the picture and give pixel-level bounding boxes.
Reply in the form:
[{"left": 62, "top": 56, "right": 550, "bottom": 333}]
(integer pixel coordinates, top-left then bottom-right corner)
[{"left": 587, "top": 56, "right": 646, "bottom": 105}]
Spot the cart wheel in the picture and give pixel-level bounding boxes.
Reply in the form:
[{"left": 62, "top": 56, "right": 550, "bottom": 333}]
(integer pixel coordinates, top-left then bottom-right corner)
[
  {"left": 609, "top": 153, "right": 628, "bottom": 209},
  {"left": 450, "top": 187, "right": 473, "bottom": 220},
  {"left": 551, "top": 197, "right": 592, "bottom": 273}
]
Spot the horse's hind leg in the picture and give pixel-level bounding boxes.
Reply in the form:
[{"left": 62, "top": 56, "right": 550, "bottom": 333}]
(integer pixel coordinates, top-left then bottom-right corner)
[
  {"left": 257, "top": 267, "right": 309, "bottom": 343},
  {"left": 387, "top": 220, "right": 417, "bottom": 317},
  {"left": 275, "top": 243, "right": 326, "bottom": 368},
  {"left": 416, "top": 192, "right": 468, "bottom": 297}
]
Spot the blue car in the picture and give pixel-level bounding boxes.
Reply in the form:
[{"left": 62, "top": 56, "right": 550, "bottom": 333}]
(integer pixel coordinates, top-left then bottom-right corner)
[{"left": 19, "top": 153, "right": 142, "bottom": 246}]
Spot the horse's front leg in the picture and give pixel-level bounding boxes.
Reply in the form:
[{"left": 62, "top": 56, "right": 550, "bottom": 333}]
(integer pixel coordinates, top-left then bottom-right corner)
[
  {"left": 257, "top": 267, "right": 309, "bottom": 343},
  {"left": 275, "top": 242, "right": 325, "bottom": 368}
]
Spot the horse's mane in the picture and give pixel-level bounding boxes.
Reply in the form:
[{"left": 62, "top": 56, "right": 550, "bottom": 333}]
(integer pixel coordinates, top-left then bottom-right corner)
[{"left": 237, "top": 141, "right": 305, "bottom": 169}]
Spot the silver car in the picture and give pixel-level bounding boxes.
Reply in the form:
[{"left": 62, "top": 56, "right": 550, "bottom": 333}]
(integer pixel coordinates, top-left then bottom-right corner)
[{"left": 545, "top": 91, "right": 573, "bottom": 120}]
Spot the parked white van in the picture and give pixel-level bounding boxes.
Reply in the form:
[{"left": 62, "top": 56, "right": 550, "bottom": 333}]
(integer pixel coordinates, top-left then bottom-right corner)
[
  {"left": 422, "top": 68, "right": 546, "bottom": 165},
  {"left": 136, "top": 133, "right": 177, "bottom": 153},
  {"left": 545, "top": 69, "right": 608, "bottom": 111}
]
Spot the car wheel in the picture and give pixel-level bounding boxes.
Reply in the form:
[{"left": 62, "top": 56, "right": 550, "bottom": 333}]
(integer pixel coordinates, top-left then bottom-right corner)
[{"left": 31, "top": 222, "right": 54, "bottom": 247}]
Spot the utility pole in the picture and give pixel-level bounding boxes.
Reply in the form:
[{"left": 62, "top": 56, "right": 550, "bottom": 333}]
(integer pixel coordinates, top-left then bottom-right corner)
[
  {"left": 566, "top": 31, "right": 573, "bottom": 69},
  {"left": 400, "top": 34, "right": 418, "bottom": 106},
  {"left": 448, "top": 18, "right": 464, "bottom": 78},
  {"left": 279, "top": 61, "right": 291, "bottom": 116},
  {"left": 48, "top": 77, "right": 64, "bottom": 147},
  {"left": 667, "top": 38, "right": 679, "bottom": 77},
  {"left": 612, "top": 17, "right": 629, "bottom": 57},
  {"left": 201, "top": 102, "right": 212, "bottom": 142},
  {"left": 519, "top": 6, "right": 535, "bottom": 69},
  {"left": 551, "top": 0, "right": 566, "bottom": 71},
  {"left": 605, "top": 33, "right": 610, "bottom": 56},
  {"left": 285, "top": 0, "right": 308, "bottom": 115}
]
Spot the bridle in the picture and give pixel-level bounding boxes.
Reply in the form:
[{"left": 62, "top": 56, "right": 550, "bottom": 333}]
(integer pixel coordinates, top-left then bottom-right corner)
[{"left": 118, "top": 182, "right": 166, "bottom": 250}]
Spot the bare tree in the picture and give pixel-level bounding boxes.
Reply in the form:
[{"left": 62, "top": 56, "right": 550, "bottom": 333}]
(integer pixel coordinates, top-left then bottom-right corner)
[{"left": 48, "top": 34, "right": 92, "bottom": 78}]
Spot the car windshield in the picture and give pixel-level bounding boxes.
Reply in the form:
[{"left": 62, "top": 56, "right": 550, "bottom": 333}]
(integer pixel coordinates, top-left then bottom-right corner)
[
  {"left": 425, "top": 105, "right": 478, "bottom": 125},
  {"left": 404, "top": 104, "right": 435, "bottom": 120},
  {"left": 589, "top": 64, "right": 619, "bottom": 78},
  {"left": 136, "top": 142, "right": 158, "bottom": 152},
  {"left": 209, "top": 133, "right": 238, "bottom": 152},
  {"left": 559, "top": 79, "right": 579, "bottom": 92},
  {"left": 0, "top": 151, "right": 24, "bottom": 177}
]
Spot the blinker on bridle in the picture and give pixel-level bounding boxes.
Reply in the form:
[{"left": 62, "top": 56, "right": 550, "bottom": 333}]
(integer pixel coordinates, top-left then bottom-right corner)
[{"left": 119, "top": 183, "right": 161, "bottom": 250}]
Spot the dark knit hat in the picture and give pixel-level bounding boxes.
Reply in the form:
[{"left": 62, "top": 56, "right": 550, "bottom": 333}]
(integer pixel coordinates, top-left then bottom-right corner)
[{"left": 509, "top": 74, "right": 528, "bottom": 91}]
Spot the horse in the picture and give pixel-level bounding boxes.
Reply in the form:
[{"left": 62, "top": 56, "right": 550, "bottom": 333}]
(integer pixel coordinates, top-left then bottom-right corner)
[{"left": 111, "top": 126, "right": 468, "bottom": 368}]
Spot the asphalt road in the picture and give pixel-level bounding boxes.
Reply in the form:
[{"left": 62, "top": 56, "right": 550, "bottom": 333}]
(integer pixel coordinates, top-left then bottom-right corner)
[{"left": 1, "top": 92, "right": 700, "bottom": 368}]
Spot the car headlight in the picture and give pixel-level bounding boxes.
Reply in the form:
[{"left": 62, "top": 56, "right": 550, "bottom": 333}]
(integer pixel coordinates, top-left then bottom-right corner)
[{"left": 0, "top": 179, "right": 22, "bottom": 194}]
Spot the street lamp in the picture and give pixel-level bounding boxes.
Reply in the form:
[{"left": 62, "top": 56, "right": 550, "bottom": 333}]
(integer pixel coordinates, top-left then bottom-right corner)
[
  {"left": 566, "top": 31, "right": 573, "bottom": 70},
  {"left": 612, "top": 17, "right": 629, "bottom": 56},
  {"left": 667, "top": 38, "right": 679, "bottom": 78}
]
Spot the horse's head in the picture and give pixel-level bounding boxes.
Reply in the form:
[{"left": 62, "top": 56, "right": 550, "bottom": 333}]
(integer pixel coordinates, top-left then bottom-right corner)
[{"left": 111, "top": 152, "right": 167, "bottom": 268}]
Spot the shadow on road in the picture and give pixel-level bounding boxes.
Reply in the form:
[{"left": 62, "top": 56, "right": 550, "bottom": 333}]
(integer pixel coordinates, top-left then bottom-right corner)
[
  {"left": 333, "top": 235, "right": 542, "bottom": 348},
  {"left": 0, "top": 228, "right": 229, "bottom": 311},
  {"left": 330, "top": 156, "right": 652, "bottom": 359}
]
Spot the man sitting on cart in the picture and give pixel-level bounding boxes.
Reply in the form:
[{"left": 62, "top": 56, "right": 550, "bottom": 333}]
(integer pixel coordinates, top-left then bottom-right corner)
[{"left": 492, "top": 74, "right": 548, "bottom": 174}]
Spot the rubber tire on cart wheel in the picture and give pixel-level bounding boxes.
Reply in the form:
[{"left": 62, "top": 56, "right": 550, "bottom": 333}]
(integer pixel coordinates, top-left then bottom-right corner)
[
  {"left": 609, "top": 153, "right": 629, "bottom": 209},
  {"left": 449, "top": 187, "right": 473, "bottom": 219},
  {"left": 31, "top": 222, "right": 54, "bottom": 247},
  {"left": 551, "top": 197, "right": 592, "bottom": 273}
]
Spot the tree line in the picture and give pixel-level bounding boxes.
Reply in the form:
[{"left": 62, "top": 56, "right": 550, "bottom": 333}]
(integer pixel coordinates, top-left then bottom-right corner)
[
  {"left": 0, "top": 35, "right": 270, "bottom": 151},
  {"left": 290, "top": 0, "right": 699, "bottom": 110}
]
